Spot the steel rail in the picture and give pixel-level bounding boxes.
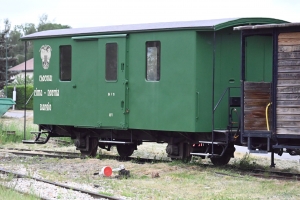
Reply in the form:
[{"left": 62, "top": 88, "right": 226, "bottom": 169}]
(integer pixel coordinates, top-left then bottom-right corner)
[
  {"left": 0, "top": 148, "right": 171, "bottom": 163},
  {"left": 249, "top": 168, "right": 300, "bottom": 179},
  {"left": 5, "top": 147, "right": 80, "bottom": 155},
  {"left": 202, "top": 163, "right": 300, "bottom": 181},
  {"left": 214, "top": 171, "right": 300, "bottom": 181},
  {"left": 0, "top": 149, "right": 81, "bottom": 159},
  {"left": 0, "top": 167, "right": 122, "bottom": 200},
  {"left": 250, "top": 173, "right": 300, "bottom": 181}
]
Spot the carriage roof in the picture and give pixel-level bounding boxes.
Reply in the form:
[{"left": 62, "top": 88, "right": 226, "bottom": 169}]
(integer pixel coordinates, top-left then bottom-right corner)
[{"left": 22, "top": 17, "right": 287, "bottom": 40}]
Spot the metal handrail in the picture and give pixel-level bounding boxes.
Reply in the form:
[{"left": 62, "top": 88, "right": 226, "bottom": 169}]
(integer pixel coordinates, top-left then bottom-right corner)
[
  {"left": 211, "top": 86, "right": 240, "bottom": 157},
  {"left": 213, "top": 86, "right": 240, "bottom": 131},
  {"left": 214, "top": 88, "right": 229, "bottom": 112},
  {"left": 213, "top": 87, "right": 240, "bottom": 112},
  {"left": 26, "top": 92, "right": 34, "bottom": 105}
]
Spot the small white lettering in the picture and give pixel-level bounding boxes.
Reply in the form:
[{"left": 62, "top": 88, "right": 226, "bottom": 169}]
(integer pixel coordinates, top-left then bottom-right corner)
[
  {"left": 40, "top": 102, "right": 51, "bottom": 111},
  {"left": 34, "top": 88, "right": 43, "bottom": 96},
  {"left": 108, "top": 92, "right": 116, "bottom": 97},
  {"left": 47, "top": 89, "right": 59, "bottom": 96},
  {"left": 39, "top": 75, "right": 52, "bottom": 82}
]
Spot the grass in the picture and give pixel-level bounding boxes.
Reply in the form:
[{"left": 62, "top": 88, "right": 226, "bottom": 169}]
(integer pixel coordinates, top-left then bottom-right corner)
[
  {"left": 2, "top": 150, "right": 300, "bottom": 199},
  {"left": 0, "top": 118, "right": 37, "bottom": 144},
  {"left": 99, "top": 191, "right": 114, "bottom": 197},
  {"left": 3, "top": 116, "right": 300, "bottom": 199},
  {"left": 232, "top": 153, "right": 260, "bottom": 169},
  {"left": 0, "top": 183, "right": 39, "bottom": 200},
  {"left": 0, "top": 116, "right": 73, "bottom": 147},
  {"left": 94, "top": 158, "right": 300, "bottom": 199}
]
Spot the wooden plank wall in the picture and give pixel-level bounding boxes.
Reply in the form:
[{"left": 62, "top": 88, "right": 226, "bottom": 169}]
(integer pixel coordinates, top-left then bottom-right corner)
[
  {"left": 277, "top": 32, "right": 300, "bottom": 134},
  {"left": 244, "top": 82, "right": 272, "bottom": 130}
]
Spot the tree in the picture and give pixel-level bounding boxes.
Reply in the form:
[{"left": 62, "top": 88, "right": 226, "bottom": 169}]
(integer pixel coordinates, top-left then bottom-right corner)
[
  {"left": 7, "top": 14, "right": 71, "bottom": 66},
  {"left": 0, "top": 19, "right": 17, "bottom": 91},
  {"left": 8, "top": 26, "right": 25, "bottom": 64},
  {"left": 0, "top": 15, "right": 71, "bottom": 93},
  {"left": 10, "top": 74, "right": 33, "bottom": 86},
  {"left": 37, "top": 14, "right": 71, "bottom": 32}
]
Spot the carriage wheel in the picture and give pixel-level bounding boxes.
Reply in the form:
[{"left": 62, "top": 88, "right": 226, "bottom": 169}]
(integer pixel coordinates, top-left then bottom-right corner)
[
  {"left": 210, "top": 153, "right": 231, "bottom": 166},
  {"left": 210, "top": 145, "right": 235, "bottom": 166},
  {"left": 117, "top": 144, "right": 135, "bottom": 158},
  {"left": 80, "top": 137, "right": 98, "bottom": 157}
]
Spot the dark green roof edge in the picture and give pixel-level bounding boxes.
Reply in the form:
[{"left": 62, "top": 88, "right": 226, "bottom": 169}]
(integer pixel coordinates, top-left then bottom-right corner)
[{"left": 214, "top": 17, "right": 288, "bottom": 30}]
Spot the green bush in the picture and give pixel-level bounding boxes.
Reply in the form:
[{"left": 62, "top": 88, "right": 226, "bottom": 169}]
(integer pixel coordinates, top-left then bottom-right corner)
[{"left": 5, "top": 85, "right": 33, "bottom": 110}]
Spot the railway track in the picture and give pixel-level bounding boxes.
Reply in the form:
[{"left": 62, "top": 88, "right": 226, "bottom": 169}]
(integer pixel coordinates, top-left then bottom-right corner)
[
  {"left": 203, "top": 163, "right": 300, "bottom": 182},
  {"left": 2, "top": 148, "right": 300, "bottom": 182},
  {"left": 0, "top": 147, "right": 171, "bottom": 163},
  {"left": 0, "top": 167, "right": 122, "bottom": 200},
  {"left": 0, "top": 148, "right": 82, "bottom": 159},
  {"left": 215, "top": 170, "right": 300, "bottom": 181},
  {"left": 246, "top": 168, "right": 300, "bottom": 181}
]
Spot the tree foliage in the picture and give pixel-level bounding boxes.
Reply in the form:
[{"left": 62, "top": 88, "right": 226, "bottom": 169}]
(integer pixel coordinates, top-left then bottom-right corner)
[
  {"left": 37, "top": 14, "right": 71, "bottom": 32},
  {"left": 0, "top": 14, "right": 71, "bottom": 90},
  {"left": 10, "top": 75, "right": 33, "bottom": 86},
  {"left": 7, "top": 14, "right": 71, "bottom": 65},
  {"left": 0, "top": 19, "right": 18, "bottom": 90}
]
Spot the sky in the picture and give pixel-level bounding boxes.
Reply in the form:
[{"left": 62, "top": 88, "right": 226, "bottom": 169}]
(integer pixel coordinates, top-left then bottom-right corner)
[{"left": 1, "top": 0, "right": 300, "bottom": 30}]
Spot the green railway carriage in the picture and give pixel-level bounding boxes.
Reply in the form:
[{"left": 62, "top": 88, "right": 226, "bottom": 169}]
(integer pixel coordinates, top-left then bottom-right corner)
[{"left": 22, "top": 18, "right": 287, "bottom": 164}]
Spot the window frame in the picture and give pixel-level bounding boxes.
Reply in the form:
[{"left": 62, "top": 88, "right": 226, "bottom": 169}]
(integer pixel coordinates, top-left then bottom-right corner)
[
  {"left": 146, "top": 41, "right": 161, "bottom": 82},
  {"left": 105, "top": 42, "right": 118, "bottom": 82},
  {"left": 59, "top": 45, "right": 72, "bottom": 81}
]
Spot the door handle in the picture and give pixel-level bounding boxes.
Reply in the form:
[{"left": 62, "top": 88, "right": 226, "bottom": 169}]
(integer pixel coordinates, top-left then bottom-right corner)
[{"left": 196, "top": 92, "right": 200, "bottom": 119}]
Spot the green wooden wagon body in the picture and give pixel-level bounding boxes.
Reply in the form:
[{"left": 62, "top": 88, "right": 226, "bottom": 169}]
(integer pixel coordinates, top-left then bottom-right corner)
[{"left": 22, "top": 18, "right": 287, "bottom": 161}]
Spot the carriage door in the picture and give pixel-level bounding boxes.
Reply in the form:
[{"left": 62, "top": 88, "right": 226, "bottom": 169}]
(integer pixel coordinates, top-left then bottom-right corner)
[
  {"left": 244, "top": 35, "right": 273, "bottom": 132},
  {"left": 98, "top": 35, "right": 128, "bottom": 128}
]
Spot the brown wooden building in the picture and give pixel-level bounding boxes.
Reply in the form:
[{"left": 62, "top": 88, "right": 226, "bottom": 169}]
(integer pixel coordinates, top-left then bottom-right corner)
[{"left": 234, "top": 22, "right": 300, "bottom": 166}]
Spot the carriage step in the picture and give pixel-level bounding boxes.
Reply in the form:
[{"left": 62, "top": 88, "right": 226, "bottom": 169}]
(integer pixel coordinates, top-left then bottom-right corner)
[
  {"left": 249, "top": 150, "right": 268, "bottom": 154},
  {"left": 30, "top": 131, "right": 48, "bottom": 135},
  {"left": 22, "top": 140, "right": 48, "bottom": 144},
  {"left": 190, "top": 153, "right": 219, "bottom": 157},
  {"left": 198, "top": 141, "right": 226, "bottom": 145},
  {"left": 98, "top": 140, "right": 133, "bottom": 144},
  {"left": 273, "top": 144, "right": 300, "bottom": 149},
  {"left": 22, "top": 140, "right": 36, "bottom": 144},
  {"left": 213, "top": 130, "right": 228, "bottom": 133}
]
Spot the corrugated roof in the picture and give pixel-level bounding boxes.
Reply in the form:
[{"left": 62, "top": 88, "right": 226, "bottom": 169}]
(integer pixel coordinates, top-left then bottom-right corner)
[
  {"left": 9, "top": 58, "right": 34, "bottom": 71},
  {"left": 21, "top": 18, "right": 288, "bottom": 40}
]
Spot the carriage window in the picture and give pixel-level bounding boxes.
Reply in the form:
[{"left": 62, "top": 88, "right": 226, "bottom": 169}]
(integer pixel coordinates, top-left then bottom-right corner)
[
  {"left": 59, "top": 45, "right": 72, "bottom": 81},
  {"left": 106, "top": 43, "right": 118, "bottom": 81},
  {"left": 146, "top": 41, "right": 160, "bottom": 81}
]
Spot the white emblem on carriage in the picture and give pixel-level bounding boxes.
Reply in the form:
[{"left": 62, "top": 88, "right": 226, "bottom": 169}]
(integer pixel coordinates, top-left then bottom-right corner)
[{"left": 39, "top": 45, "right": 52, "bottom": 69}]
